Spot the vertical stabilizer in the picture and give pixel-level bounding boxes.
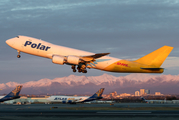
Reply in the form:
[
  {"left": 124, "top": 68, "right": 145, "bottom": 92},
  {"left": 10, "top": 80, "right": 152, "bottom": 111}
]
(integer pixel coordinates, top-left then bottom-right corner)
[
  {"left": 134, "top": 46, "right": 173, "bottom": 67},
  {"left": 81, "top": 88, "right": 104, "bottom": 103},
  {"left": 141, "top": 97, "right": 146, "bottom": 101},
  {"left": 90, "top": 88, "right": 105, "bottom": 99},
  {"left": 6, "top": 85, "right": 23, "bottom": 97},
  {"left": 0, "top": 85, "right": 23, "bottom": 102}
]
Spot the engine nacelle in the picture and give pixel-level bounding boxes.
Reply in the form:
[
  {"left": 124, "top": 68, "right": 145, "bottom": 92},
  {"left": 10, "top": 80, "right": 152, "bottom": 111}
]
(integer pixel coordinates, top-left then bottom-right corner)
[
  {"left": 67, "top": 100, "right": 73, "bottom": 103},
  {"left": 67, "top": 55, "right": 80, "bottom": 65},
  {"left": 52, "top": 55, "right": 65, "bottom": 65}
]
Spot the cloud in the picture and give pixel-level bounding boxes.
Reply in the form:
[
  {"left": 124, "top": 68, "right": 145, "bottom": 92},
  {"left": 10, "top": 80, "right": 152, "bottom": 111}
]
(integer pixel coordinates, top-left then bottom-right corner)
[{"left": 162, "top": 57, "right": 179, "bottom": 69}]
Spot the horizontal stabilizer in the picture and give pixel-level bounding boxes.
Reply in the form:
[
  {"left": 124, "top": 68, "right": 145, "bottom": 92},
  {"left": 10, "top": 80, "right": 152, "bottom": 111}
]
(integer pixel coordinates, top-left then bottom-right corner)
[{"left": 140, "top": 67, "right": 164, "bottom": 71}]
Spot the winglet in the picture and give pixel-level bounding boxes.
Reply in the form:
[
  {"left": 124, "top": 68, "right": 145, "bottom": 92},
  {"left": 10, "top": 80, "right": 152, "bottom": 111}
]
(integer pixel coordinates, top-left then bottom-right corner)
[{"left": 134, "top": 46, "right": 173, "bottom": 67}]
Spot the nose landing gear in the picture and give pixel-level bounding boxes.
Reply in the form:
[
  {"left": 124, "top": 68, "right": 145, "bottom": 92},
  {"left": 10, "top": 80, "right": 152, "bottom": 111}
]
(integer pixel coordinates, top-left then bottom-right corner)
[{"left": 17, "top": 51, "right": 21, "bottom": 58}]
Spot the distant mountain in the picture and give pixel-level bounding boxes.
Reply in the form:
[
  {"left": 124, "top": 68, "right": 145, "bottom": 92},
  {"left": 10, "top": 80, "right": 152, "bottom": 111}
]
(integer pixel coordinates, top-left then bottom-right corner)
[{"left": 0, "top": 73, "right": 179, "bottom": 95}]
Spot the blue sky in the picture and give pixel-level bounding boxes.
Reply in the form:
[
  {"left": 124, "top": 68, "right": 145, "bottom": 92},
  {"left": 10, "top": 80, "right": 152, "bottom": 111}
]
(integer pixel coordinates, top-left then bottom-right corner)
[{"left": 0, "top": 0, "right": 179, "bottom": 83}]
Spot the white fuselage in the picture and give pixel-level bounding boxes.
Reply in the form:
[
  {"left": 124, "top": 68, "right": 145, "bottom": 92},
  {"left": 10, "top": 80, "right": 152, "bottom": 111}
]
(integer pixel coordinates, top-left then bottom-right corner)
[
  {"left": 144, "top": 100, "right": 167, "bottom": 103},
  {"left": 6, "top": 36, "right": 119, "bottom": 71},
  {"left": 47, "top": 95, "right": 89, "bottom": 103}
]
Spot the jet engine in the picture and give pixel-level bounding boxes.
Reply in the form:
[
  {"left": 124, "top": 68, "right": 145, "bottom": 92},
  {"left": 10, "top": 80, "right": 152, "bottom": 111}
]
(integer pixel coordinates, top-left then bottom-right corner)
[
  {"left": 67, "top": 55, "right": 80, "bottom": 65},
  {"left": 52, "top": 55, "right": 65, "bottom": 65},
  {"left": 52, "top": 55, "right": 82, "bottom": 65}
]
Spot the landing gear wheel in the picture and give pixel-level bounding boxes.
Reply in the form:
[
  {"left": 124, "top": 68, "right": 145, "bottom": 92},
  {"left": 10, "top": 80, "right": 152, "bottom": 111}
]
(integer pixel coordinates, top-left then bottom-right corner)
[
  {"left": 17, "top": 55, "right": 21, "bottom": 58},
  {"left": 78, "top": 69, "right": 82, "bottom": 73},
  {"left": 82, "top": 70, "right": 87, "bottom": 73},
  {"left": 77, "top": 64, "right": 88, "bottom": 73},
  {"left": 71, "top": 65, "right": 76, "bottom": 72},
  {"left": 71, "top": 65, "right": 75, "bottom": 69},
  {"left": 17, "top": 51, "right": 21, "bottom": 58}
]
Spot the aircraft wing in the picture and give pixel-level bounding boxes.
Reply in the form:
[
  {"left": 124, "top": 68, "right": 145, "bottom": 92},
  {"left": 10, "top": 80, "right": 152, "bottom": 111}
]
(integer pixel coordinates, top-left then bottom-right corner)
[{"left": 79, "top": 53, "right": 110, "bottom": 62}]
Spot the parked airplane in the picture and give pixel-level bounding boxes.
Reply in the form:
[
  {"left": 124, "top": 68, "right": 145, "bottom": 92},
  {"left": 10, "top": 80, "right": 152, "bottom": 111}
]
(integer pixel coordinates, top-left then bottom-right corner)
[
  {"left": 141, "top": 97, "right": 167, "bottom": 104},
  {"left": 0, "top": 85, "right": 23, "bottom": 102},
  {"left": 6, "top": 36, "right": 173, "bottom": 73},
  {"left": 46, "top": 88, "right": 104, "bottom": 103}
]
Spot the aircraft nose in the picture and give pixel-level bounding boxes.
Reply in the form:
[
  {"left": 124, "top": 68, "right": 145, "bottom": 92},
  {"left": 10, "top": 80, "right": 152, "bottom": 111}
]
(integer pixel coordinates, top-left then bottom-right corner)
[{"left": 6, "top": 38, "right": 15, "bottom": 46}]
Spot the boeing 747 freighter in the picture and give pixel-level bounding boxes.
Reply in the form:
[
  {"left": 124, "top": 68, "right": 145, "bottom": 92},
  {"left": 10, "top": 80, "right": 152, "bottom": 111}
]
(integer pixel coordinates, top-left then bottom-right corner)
[{"left": 6, "top": 36, "right": 173, "bottom": 73}]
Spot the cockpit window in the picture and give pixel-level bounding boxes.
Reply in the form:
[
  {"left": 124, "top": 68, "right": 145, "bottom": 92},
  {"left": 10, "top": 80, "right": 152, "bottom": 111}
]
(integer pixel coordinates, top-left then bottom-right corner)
[{"left": 16, "top": 36, "right": 19, "bottom": 38}]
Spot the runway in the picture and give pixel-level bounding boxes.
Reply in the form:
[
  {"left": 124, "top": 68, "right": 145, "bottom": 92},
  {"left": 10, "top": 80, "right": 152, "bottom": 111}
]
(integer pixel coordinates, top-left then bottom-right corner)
[{"left": 1, "top": 103, "right": 179, "bottom": 120}]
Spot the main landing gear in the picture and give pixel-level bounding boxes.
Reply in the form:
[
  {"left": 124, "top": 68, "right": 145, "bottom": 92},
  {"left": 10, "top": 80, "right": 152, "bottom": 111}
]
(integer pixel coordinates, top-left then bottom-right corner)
[
  {"left": 71, "top": 65, "right": 76, "bottom": 72},
  {"left": 17, "top": 51, "right": 21, "bottom": 58},
  {"left": 71, "top": 64, "right": 87, "bottom": 73}
]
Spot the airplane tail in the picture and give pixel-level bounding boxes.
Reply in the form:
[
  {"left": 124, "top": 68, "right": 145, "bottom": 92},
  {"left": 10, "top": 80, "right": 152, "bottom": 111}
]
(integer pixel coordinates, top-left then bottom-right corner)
[
  {"left": 0, "top": 85, "right": 23, "bottom": 102},
  {"left": 6, "top": 85, "right": 23, "bottom": 97},
  {"left": 141, "top": 97, "right": 146, "bottom": 101},
  {"left": 134, "top": 46, "right": 173, "bottom": 67},
  {"left": 90, "top": 88, "right": 104, "bottom": 99},
  {"left": 81, "top": 88, "right": 104, "bottom": 103}
]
